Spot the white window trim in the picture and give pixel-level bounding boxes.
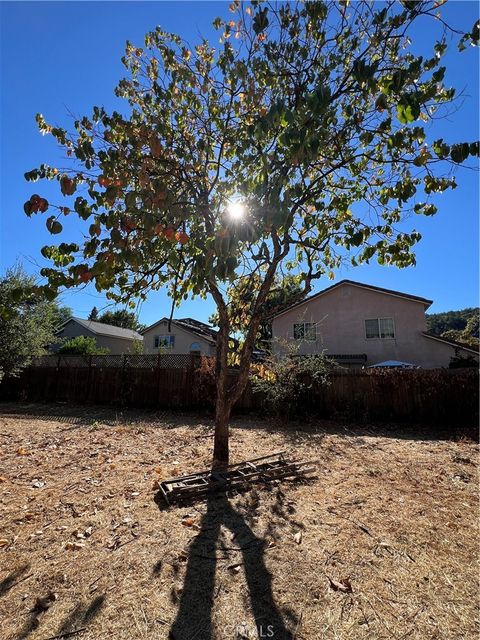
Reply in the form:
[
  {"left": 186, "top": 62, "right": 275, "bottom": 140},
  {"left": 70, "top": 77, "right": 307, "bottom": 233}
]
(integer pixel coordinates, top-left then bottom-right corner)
[{"left": 365, "top": 317, "right": 395, "bottom": 340}]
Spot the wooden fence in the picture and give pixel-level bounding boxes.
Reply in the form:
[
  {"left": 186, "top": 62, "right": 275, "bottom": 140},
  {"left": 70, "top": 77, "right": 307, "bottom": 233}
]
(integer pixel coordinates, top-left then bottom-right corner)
[
  {"left": 0, "top": 355, "right": 477, "bottom": 427},
  {"left": 302, "top": 367, "right": 478, "bottom": 427},
  {"left": 0, "top": 354, "right": 201, "bottom": 409}
]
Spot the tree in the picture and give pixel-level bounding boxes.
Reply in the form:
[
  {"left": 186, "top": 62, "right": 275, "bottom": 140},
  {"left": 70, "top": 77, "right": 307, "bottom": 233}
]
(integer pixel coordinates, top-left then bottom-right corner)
[
  {"left": 0, "top": 266, "right": 59, "bottom": 379},
  {"left": 53, "top": 304, "right": 72, "bottom": 328},
  {"left": 427, "top": 307, "right": 479, "bottom": 337},
  {"left": 58, "top": 335, "right": 109, "bottom": 355},
  {"left": 24, "top": 2, "right": 479, "bottom": 467},
  {"left": 98, "top": 309, "right": 143, "bottom": 331},
  {"left": 88, "top": 306, "right": 99, "bottom": 320},
  {"left": 441, "top": 315, "right": 479, "bottom": 349},
  {"left": 209, "top": 274, "right": 306, "bottom": 350}
]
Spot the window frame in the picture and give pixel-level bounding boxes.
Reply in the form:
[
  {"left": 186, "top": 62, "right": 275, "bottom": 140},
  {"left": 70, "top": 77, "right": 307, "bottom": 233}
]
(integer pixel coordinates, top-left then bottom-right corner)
[
  {"left": 293, "top": 322, "right": 317, "bottom": 342},
  {"left": 189, "top": 341, "right": 202, "bottom": 355},
  {"left": 364, "top": 317, "right": 395, "bottom": 340},
  {"left": 154, "top": 334, "right": 175, "bottom": 350}
]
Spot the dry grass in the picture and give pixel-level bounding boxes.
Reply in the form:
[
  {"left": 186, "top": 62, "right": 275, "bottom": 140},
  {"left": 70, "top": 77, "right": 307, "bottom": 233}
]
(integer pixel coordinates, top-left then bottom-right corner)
[{"left": 0, "top": 403, "right": 478, "bottom": 640}]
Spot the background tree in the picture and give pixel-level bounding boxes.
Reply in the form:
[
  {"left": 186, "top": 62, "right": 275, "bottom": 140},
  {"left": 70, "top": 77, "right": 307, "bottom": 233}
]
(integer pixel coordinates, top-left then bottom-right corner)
[
  {"left": 0, "top": 266, "right": 61, "bottom": 379},
  {"left": 131, "top": 338, "right": 144, "bottom": 354},
  {"left": 426, "top": 307, "right": 479, "bottom": 338},
  {"left": 53, "top": 304, "right": 72, "bottom": 328},
  {"left": 88, "top": 306, "right": 99, "bottom": 321},
  {"left": 58, "top": 335, "right": 109, "bottom": 355},
  {"left": 209, "top": 274, "right": 306, "bottom": 351},
  {"left": 98, "top": 309, "right": 143, "bottom": 331},
  {"left": 441, "top": 315, "right": 479, "bottom": 349},
  {"left": 24, "top": 1, "right": 478, "bottom": 467}
]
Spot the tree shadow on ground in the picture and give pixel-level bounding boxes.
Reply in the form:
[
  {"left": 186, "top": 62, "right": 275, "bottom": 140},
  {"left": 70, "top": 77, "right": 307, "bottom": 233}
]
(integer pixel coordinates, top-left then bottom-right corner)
[
  {"left": 164, "top": 488, "right": 294, "bottom": 640},
  {"left": 57, "top": 594, "right": 106, "bottom": 636},
  {"left": 0, "top": 564, "right": 31, "bottom": 597},
  {"left": 0, "top": 402, "right": 206, "bottom": 431},
  {"left": 16, "top": 593, "right": 105, "bottom": 640},
  {"left": 245, "top": 413, "right": 475, "bottom": 443},
  {"left": 2, "top": 401, "right": 471, "bottom": 441}
]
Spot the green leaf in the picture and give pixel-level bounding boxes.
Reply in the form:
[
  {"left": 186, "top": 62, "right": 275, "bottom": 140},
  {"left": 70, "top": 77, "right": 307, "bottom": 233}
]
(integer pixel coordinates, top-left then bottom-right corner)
[
  {"left": 432, "top": 139, "right": 450, "bottom": 158},
  {"left": 396, "top": 104, "right": 407, "bottom": 124}
]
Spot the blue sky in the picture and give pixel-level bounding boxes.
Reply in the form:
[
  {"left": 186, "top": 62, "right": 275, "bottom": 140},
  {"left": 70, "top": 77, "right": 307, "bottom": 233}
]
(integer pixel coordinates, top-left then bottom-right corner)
[{"left": 0, "top": 1, "right": 478, "bottom": 326}]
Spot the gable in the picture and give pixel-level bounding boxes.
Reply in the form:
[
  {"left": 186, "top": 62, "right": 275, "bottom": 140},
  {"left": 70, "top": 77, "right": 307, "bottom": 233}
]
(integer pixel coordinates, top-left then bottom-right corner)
[
  {"left": 272, "top": 281, "right": 429, "bottom": 345},
  {"left": 273, "top": 279, "right": 432, "bottom": 321},
  {"left": 142, "top": 317, "right": 216, "bottom": 344},
  {"left": 55, "top": 319, "right": 96, "bottom": 340},
  {"left": 142, "top": 320, "right": 213, "bottom": 349}
]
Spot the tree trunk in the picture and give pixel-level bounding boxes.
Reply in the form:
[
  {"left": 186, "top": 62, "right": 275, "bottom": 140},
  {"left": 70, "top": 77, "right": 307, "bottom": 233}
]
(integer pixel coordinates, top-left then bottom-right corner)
[
  {"left": 212, "top": 311, "right": 231, "bottom": 470},
  {"left": 209, "top": 264, "right": 280, "bottom": 470},
  {"left": 213, "top": 388, "right": 231, "bottom": 470}
]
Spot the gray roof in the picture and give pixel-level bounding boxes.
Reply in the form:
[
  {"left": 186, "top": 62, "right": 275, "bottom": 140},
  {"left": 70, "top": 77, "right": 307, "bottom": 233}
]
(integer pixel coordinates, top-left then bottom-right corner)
[
  {"left": 141, "top": 317, "right": 218, "bottom": 344},
  {"left": 58, "top": 317, "right": 143, "bottom": 341}
]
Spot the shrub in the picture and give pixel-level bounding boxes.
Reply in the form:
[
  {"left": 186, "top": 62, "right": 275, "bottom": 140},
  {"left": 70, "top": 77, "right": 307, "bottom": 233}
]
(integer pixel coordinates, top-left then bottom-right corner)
[
  {"left": 251, "top": 342, "right": 333, "bottom": 418},
  {"left": 58, "top": 335, "right": 109, "bottom": 355},
  {"left": 449, "top": 353, "right": 478, "bottom": 368},
  {"left": 192, "top": 356, "right": 216, "bottom": 408}
]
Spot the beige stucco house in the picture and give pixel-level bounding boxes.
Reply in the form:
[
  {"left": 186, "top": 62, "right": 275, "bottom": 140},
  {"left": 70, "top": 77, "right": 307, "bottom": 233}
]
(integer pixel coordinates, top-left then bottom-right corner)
[
  {"left": 141, "top": 317, "right": 217, "bottom": 356},
  {"left": 52, "top": 317, "right": 143, "bottom": 354},
  {"left": 271, "top": 280, "right": 478, "bottom": 368}
]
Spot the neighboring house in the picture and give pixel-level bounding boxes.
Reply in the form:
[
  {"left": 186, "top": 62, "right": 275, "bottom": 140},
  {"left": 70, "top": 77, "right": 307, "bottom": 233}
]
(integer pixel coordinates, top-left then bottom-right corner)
[
  {"left": 271, "top": 280, "right": 479, "bottom": 369},
  {"left": 142, "top": 317, "right": 218, "bottom": 356},
  {"left": 52, "top": 317, "right": 143, "bottom": 354}
]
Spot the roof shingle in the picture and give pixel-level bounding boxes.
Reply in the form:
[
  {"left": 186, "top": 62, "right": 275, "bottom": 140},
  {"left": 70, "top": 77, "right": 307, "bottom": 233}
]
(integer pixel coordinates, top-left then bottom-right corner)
[{"left": 58, "top": 318, "right": 143, "bottom": 341}]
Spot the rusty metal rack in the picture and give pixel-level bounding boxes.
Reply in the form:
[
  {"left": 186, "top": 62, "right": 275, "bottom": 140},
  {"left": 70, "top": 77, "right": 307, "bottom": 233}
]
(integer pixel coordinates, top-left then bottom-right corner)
[{"left": 157, "top": 451, "right": 316, "bottom": 506}]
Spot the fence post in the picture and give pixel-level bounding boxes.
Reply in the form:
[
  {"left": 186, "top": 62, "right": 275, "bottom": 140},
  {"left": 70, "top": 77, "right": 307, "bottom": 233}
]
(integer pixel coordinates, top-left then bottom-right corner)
[
  {"left": 121, "top": 354, "right": 128, "bottom": 406},
  {"left": 54, "top": 354, "right": 62, "bottom": 402},
  {"left": 87, "top": 355, "right": 93, "bottom": 402}
]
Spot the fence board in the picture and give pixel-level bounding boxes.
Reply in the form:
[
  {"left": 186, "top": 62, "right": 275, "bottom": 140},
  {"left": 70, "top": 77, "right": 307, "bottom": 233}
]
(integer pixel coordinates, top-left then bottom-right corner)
[{"left": 0, "top": 357, "right": 477, "bottom": 427}]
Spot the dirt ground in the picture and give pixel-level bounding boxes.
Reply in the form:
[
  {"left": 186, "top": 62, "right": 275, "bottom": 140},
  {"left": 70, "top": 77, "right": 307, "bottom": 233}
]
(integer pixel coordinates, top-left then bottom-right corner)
[{"left": 0, "top": 404, "right": 478, "bottom": 640}]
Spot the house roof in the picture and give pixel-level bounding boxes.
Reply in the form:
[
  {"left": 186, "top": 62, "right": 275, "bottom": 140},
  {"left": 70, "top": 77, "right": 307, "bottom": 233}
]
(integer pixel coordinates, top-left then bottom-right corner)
[
  {"left": 272, "top": 279, "right": 433, "bottom": 319},
  {"left": 57, "top": 317, "right": 143, "bottom": 341},
  {"left": 422, "top": 332, "right": 479, "bottom": 355},
  {"left": 141, "top": 317, "right": 218, "bottom": 344}
]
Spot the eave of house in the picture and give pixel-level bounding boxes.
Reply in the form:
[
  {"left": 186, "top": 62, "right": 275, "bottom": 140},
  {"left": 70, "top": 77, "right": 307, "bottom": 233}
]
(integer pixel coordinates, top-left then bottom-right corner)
[
  {"left": 55, "top": 318, "right": 143, "bottom": 341},
  {"left": 421, "top": 332, "right": 479, "bottom": 355},
  {"left": 141, "top": 317, "right": 217, "bottom": 345},
  {"left": 272, "top": 279, "right": 433, "bottom": 320}
]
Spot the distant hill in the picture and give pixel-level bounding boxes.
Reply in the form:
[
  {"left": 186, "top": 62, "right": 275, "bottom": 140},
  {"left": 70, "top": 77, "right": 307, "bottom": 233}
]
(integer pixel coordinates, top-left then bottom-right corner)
[{"left": 426, "top": 308, "right": 479, "bottom": 336}]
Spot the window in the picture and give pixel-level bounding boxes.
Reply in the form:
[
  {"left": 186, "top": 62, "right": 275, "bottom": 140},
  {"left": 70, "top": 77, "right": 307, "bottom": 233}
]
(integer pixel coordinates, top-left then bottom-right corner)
[
  {"left": 365, "top": 318, "right": 395, "bottom": 339},
  {"left": 365, "top": 319, "right": 380, "bottom": 339},
  {"left": 189, "top": 342, "right": 201, "bottom": 355},
  {"left": 293, "top": 322, "right": 316, "bottom": 341},
  {"left": 154, "top": 335, "right": 175, "bottom": 350},
  {"left": 379, "top": 317, "right": 395, "bottom": 338}
]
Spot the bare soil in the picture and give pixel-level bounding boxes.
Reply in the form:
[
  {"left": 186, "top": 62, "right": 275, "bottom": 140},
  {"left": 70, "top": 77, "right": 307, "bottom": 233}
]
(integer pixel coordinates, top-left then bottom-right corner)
[{"left": 0, "top": 403, "right": 478, "bottom": 640}]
